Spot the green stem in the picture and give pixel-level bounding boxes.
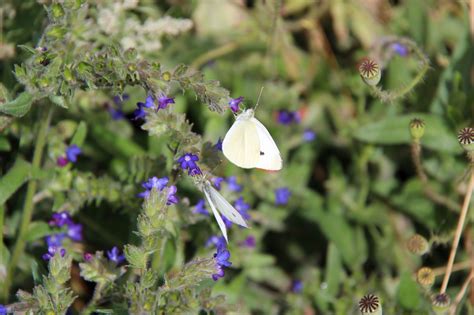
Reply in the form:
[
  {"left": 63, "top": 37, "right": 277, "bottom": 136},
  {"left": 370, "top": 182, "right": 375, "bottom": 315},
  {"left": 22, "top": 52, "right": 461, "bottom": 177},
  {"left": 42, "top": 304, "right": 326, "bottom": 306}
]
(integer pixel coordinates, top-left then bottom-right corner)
[{"left": 2, "top": 105, "right": 53, "bottom": 301}]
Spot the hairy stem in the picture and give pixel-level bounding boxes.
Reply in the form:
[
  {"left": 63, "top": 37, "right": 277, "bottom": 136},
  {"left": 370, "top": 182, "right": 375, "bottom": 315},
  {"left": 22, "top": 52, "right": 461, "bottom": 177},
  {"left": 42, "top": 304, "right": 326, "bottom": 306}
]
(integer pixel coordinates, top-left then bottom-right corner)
[
  {"left": 440, "top": 170, "right": 474, "bottom": 294},
  {"left": 2, "top": 105, "right": 53, "bottom": 301},
  {"left": 410, "top": 141, "right": 459, "bottom": 212}
]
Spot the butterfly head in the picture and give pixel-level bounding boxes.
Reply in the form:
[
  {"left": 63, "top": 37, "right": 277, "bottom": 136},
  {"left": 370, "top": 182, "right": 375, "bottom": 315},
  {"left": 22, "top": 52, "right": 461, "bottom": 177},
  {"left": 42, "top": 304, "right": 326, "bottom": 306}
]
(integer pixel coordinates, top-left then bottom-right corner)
[{"left": 237, "top": 108, "right": 255, "bottom": 120}]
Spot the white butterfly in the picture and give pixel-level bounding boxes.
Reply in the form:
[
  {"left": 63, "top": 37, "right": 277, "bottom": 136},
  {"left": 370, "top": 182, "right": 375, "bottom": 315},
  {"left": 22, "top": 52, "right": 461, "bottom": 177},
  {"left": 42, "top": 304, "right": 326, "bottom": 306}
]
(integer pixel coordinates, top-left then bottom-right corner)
[
  {"left": 222, "top": 108, "right": 282, "bottom": 170},
  {"left": 199, "top": 179, "right": 248, "bottom": 242}
]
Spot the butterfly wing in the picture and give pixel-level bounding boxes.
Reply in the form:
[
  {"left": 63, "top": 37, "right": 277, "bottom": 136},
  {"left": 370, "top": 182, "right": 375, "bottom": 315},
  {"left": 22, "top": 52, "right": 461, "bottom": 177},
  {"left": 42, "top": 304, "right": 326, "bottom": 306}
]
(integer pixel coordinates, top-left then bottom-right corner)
[
  {"left": 208, "top": 184, "right": 248, "bottom": 228},
  {"left": 203, "top": 187, "right": 228, "bottom": 243},
  {"left": 251, "top": 117, "right": 282, "bottom": 171},
  {"left": 222, "top": 119, "right": 260, "bottom": 169}
]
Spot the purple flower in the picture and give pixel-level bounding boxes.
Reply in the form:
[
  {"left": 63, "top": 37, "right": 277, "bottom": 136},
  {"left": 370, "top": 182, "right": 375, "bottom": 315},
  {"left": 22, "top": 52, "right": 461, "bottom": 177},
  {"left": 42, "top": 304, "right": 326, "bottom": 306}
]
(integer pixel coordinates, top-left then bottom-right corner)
[
  {"left": 275, "top": 187, "right": 291, "bottom": 205},
  {"left": 229, "top": 96, "right": 243, "bottom": 113},
  {"left": 0, "top": 304, "right": 7, "bottom": 315},
  {"left": 65, "top": 145, "right": 81, "bottom": 163},
  {"left": 206, "top": 235, "right": 226, "bottom": 249},
  {"left": 133, "top": 102, "right": 147, "bottom": 120},
  {"left": 107, "top": 246, "right": 125, "bottom": 264},
  {"left": 57, "top": 156, "right": 68, "bottom": 167},
  {"left": 157, "top": 95, "right": 175, "bottom": 109},
  {"left": 113, "top": 94, "right": 129, "bottom": 105},
  {"left": 109, "top": 108, "right": 125, "bottom": 120},
  {"left": 277, "top": 110, "right": 300, "bottom": 125},
  {"left": 138, "top": 176, "right": 169, "bottom": 198},
  {"left": 67, "top": 222, "right": 83, "bottom": 242},
  {"left": 240, "top": 235, "right": 256, "bottom": 248},
  {"left": 193, "top": 199, "right": 209, "bottom": 215},
  {"left": 166, "top": 185, "right": 179, "bottom": 205},
  {"left": 291, "top": 280, "right": 303, "bottom": 293},
  {"left": 42, "top": 247, "right": 66, "bottom": 261},
  {"left": 83, "top": 252, "right": 93, "bottom": 261},
  {"left": 188, "top": 166, "right": 203, "bottom": 176},
  {"left": 49, "top": 211, "right": 73, "bottom": 227},
  {"left": 234, "top": 197, "right": 251, "bottom": 220},
  {"left": 211, "top": 177, "right": 224, "bottom": 190},
  {"left": 45, "top": 233, "right": 66, "bottom": 248},
  {"left": 177, "top": 153, "right": 199, "bottom": 171},
  {"left": 144, "top": 95, "right": 155, "bottom": 108},
  {"left": 214, "top": 138, "right": 223, "bottom": 151},
  {"left": 212, "top": 265, "right": 225, "bottom": 281},
  {"left": 303, "top": 129, "right": 316, "bottom": 142},
  {"left": 212, "top": 246, "right": 232, "bottom": 281},
  {"left": 391, "top": 43, "right": 408, "bottom": 57},
  {"left": 226, "top": 176, "right": 242, "bottom": 192}
]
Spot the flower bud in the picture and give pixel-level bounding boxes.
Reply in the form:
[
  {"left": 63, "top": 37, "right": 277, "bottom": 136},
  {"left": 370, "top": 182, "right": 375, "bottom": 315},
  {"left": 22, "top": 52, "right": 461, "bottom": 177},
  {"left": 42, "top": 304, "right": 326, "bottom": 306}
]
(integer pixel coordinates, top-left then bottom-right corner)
[
  {"left": 51, "top": 3, "right": 65, "bottom": 18},
  {"left": 416, "top": 267, "right": 435, "bottom": 288},
  {"left": 431, "top": 293, "right": 450, "bottom": 315},
  {"left": 162, "top": 71, "right": 171, "bottom": 81},
  {"left": 63, "top": 65, "right": 75, "bottom": 82},
  {"left": 457, "top": 127, "right": 474, "bottom": 153},
  {"left": 359, "top": 58, "right": 381, "bottom": 86},
  {"left": 409, "top": 118, "right": 425, "bottom": 141},
  {"left": 406, "top": 234, "right": 429, "bottom": 255},
  {"left": 359, "top": 294, "right": 382, "bottom": 315}
]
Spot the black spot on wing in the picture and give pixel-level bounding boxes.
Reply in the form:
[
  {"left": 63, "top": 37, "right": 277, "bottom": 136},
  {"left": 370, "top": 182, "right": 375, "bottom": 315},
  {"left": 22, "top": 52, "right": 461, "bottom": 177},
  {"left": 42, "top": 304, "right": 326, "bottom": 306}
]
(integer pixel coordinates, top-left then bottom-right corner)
[{"left": 260, "top": 151, "right": 265, "bottom": 155}]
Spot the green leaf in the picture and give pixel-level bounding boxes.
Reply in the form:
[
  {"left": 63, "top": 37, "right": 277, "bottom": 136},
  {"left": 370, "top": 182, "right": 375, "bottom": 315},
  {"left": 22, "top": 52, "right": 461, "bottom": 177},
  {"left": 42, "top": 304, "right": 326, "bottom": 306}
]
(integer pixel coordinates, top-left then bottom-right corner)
[
  {"left": 0, "top": 136, "right": 11, "bottom": 151},
  {"left": 0, "top": 91, "right": 34, "bottom": 117},
  {"left": 354, "top": 113, "right": 461, "bottom": 153},
  {"left": 397, "top": 272, "right": 421, "bottom": 310},
  {"left": 325, "top": 243, "right": 342, "bottom": 297},
  {"left": 49, "top": 95, "right": 68, "bottom": 108},
  {"left": 25, "top": 221, "right": 54, "bottom": 242},
  {"left": 71, "top": 121, "right": 87, "bottom": 147},
  {"left": 0, "top": 158, "right": 32, "bottom": 204}
]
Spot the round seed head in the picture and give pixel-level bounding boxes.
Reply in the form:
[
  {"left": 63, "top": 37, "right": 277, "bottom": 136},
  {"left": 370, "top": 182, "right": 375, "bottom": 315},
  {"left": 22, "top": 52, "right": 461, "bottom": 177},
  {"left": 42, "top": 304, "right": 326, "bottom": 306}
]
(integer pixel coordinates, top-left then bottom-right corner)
[
  {"left": 358, "top": 58, "right": 381, "bottom": 86},
  {"left": 457, "top": 127, "right": 474, "bottom": 152},
  {"left": 409, "top": 118, "right": 425, "bottom": 141},
  {"left": 358, "top": 294, "right": 382, "bottom": 315},
  {"left": 406, "top": 234, "right": 429, "bottom": 255},
  {"left": 416, "top": 267, "right": 435, "bottom": 288},
  {"left": 431, "top": 293, "right": 450, "bottom": 314}
]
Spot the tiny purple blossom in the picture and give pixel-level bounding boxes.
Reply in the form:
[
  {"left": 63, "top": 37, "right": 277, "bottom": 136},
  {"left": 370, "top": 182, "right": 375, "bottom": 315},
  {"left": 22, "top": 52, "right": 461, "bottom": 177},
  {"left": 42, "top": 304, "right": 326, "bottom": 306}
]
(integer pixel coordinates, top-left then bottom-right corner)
[
  {"left": 303, "top": 129, "right": 316, "bottom": 142},
  {"left": 226, "top": 176, "right": 242, "bottom": 192},
  {"left": 109, "top": 108, "right": 125, "bottom": 120},
  {"left": 234, "top": 197, "right": 251, "bottom": 220},
  {"left": 212, "top": 265, "right": 225, "bottom": 281},
  {"left": 193, "top": 199, "right": 209, "bottom": 215},
  {"left": 291, "top": 280, "right": 303, "bottom": 293},
  {"left": 275, "top": 187, "right": 291, "bottom": 205},
  {"left": 206, "top": 235, "right": 226, "bottom": 249},
  {"left": 138, "top": 176, "right": 169, "bottom": 198},
  {"left": 42, "top": 246, "right": 66, "bottom": 261},
  {"left": 144, "top": 95, "right": 155, "bottom": 108},
  {"left": 49, "top": 211, "right": 73, "bottom": 227},
  {"left": 65, "top": 145, "right": 81, "bottom": 163},
  {"left": 391, "top": 43, "right": 409, "bottom": 56},
  {"left": 45, "top": 233, "right": 66, "bottom": 248},
  {"left": 211, "top": 177, "right": 224, "bottom": 190},
  {"left": 188, "top": 166, "right": 203, "bottom": 176},
  {"left": 157, "top": 95, "right": 175, "bottom": 109},
  {"left": 240, "top": 235, "right": 256, "bottom": 248},
  {"left": 133, "top": 102, "right": 147, "bottom": 120},
  {"left": 107, "top": 246, "right": 125, "bottom": 264},
  {"left": 277, "top": 110, "right": 300, "bottom": 125},
  {"left": 57, "top": 156, "right": 68, "bottom": 167},
  {"left": 67, "top": 222, "right": 83, "bottom": 242},
  {"left": 214, "top": 246, "right": 232, "bottom": 268},
  {"left": 113, "top": 94, "right": 129, "bottom": 105},
  {"left": 229, "top": 96, "right": 243, "bottom": 113},
  {"left": 83, "top": 252, "right": 93, "bottom": 261},
  {"left": 214, "top": 138, "right": 223, "bottom": 151},
  {"left": 166, "top": 185, "right": 179, "bottom": 205},
  {"left": 0, "top": 304, "right": 7, "bottom": 315},
  {"left": 177, "top": 153, "right": 199, "bottom": 170}
]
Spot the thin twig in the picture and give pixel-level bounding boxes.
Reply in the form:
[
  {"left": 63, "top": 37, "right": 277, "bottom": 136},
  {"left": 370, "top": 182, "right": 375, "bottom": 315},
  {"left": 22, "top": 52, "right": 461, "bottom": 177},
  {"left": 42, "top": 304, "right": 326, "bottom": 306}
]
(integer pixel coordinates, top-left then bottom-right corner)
[
  {"left": 432, "top": 261, "right": 472, "bottom": 277},
  {"left": 410, "top": 141, "right": 459, "bottom": 213},
  {"left": 449, "top": 271, "right": 474, "bottom": 315},
  {"left": 440, "top": 170, "right": 474, "bottom": 294}
]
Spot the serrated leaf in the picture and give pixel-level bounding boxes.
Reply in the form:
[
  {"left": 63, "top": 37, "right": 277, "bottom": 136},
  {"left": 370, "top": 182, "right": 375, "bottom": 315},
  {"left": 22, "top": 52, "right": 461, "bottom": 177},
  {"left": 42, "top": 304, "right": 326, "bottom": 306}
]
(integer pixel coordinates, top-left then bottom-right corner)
[
  {"left": 0, "top": 158, "right": 32, "bottom": 204},
  {"left": 354, "top": 113, "right": 461, "bottom": 153},
  {"left": 0, "top": 91, "right": 34, "bottom": 117},
  {"left": 49, "top": 95, "right": 68, "bottom": 108}
]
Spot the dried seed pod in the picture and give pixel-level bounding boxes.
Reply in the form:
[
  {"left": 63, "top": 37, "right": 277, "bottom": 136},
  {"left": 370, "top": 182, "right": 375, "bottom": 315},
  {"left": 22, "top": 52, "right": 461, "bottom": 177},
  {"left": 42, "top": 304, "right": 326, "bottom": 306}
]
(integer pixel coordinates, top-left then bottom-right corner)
[
  {"left": 409, "top": 118, "right": 425, "bottom": 141},
  {"left": 359, "top": 294, "right": 382, "bottom": 315},
  {"left": 431, "top": 293, "right": 450, "bottom": 315},
  {"left": 457, "top": 127, "right": 474, "bottom": 152},
  {"left": 416, "top": 267, "right": 435, "bottom": 288},
  {"left": 406, "top": 234, "right": 429, "bottom": 255},
  {"left": 359, "top": 58, "right": 381, "bottom": 86}
]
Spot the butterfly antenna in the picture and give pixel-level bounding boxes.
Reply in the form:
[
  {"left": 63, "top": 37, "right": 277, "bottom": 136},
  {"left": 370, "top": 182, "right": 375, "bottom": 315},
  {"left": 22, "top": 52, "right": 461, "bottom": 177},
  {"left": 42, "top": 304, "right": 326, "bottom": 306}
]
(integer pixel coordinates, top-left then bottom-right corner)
[{"left": 254, "top": 86, "right": 265, "bottom": 111}]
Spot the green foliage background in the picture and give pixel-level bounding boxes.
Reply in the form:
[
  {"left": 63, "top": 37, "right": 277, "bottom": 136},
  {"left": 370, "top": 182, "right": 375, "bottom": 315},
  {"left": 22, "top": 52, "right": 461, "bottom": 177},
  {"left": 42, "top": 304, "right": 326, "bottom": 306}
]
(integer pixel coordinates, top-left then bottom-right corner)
[{"left": 0, "top": 0, "right": 473, "bottom": 314}]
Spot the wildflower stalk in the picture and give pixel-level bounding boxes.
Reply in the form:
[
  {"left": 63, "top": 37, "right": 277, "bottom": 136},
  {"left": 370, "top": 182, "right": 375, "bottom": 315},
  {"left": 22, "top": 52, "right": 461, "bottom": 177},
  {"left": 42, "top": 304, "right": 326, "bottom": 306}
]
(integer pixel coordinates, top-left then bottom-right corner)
[
  {"left": 440, "top": 169, "right": 474, "bottom": 294},
  {"left": 448, "top": 270, "right": 473, "bottom": 315},
  {"left": 2, "top": 105, "right": 54, "bottom": 301},
  {"left": 410, "top": 140, "right": 459, "bottom": 212}
]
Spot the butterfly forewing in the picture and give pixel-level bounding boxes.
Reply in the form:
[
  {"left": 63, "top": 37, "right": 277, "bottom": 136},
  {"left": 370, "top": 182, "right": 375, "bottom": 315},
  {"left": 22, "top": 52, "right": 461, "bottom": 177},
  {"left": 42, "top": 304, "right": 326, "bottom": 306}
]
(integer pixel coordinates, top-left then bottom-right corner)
[
  {"left": 207, "top": 184, "right": 248, "bottom": 227},
  {"left": 203, "top": 187, "right": 228, "bottom": 242},
  {"left": 252, "top": 117, "right": 282, "bottom": 170}
]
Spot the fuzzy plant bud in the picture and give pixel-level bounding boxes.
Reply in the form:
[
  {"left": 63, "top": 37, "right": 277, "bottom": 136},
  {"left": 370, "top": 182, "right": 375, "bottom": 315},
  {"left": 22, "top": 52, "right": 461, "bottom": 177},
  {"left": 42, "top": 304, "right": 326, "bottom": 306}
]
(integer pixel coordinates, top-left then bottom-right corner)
[
  {"left": 46, "top": 26, "right": 67, "bottom": 39},
  {"left": 63, "top": 65, "right": 75, "bottom": 82},
  {"left": 416, "top": 267, "right": 435, "bottom": 288},
  {"left": 457, "top": 127, "right": 474, "bottom": 153},
  {"left": 162, "top": 71, "right": 171, "bottom": 81},
  {"left": 51, "top": 3, "right": 65, "bottom": 18},
  {"left": 409, "top": 118, "right": 425, "bottom": 141},
  {"left": 431, "top": 293, "right": 450, "bottom": 315},
  {"left": 406, "top": 234, "right": 430, "bottom": 255},
  {"left": 358, "top": 294, "right": 382, "bottom": 315},
  {"left": 359, "top": 58, "right": 381, "bottom": 86}
]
